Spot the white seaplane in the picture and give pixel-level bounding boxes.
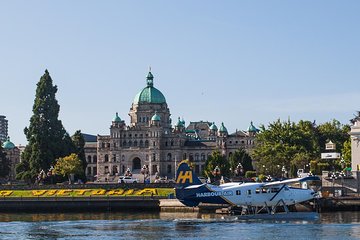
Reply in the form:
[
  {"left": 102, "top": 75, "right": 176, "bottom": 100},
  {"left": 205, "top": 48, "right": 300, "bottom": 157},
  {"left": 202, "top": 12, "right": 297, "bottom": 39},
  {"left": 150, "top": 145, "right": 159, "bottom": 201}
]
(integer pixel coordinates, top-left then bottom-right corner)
[{"left": 175, "top": 161, "right": 320, "bottom": 217}]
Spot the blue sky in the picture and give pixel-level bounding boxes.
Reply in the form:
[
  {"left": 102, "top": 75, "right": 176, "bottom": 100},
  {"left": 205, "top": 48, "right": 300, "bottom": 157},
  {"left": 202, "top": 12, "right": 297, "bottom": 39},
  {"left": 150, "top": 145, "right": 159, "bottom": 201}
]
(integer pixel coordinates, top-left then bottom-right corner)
[{"left": 1, "top": 1, "right": 359, "bottom": 145}]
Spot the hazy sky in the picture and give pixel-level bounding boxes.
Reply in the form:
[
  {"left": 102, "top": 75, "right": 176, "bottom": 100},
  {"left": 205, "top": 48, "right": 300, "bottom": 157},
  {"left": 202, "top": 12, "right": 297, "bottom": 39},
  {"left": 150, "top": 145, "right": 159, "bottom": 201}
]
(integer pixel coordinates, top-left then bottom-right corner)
[{"left": 1, "top": 1, "right": 359, "bottom": 145}]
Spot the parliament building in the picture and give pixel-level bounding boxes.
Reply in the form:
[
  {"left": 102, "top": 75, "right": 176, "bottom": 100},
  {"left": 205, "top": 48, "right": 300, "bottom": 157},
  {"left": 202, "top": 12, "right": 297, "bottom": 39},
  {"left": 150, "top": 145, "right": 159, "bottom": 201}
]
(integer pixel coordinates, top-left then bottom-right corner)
[{"left": 85, "top": 71, "right": 258, "bottom": 181}]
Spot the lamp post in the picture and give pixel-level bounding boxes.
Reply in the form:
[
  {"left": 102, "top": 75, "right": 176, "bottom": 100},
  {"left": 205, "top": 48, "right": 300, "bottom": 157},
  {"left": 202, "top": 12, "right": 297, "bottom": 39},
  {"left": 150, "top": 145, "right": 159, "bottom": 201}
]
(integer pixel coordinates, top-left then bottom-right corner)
[
  {"left": 125, "top": 168, "right": 132, "bottom": 177},
  {"left": 212, "top": 166, "right": 221, "bottom": 182},
  {"left": 141, "top": 165, "right": 149, "bottom": 184},
  {"left": 281, "top": 166, "right": 286, "bottom": 179},
  {"left": 330, "top": 172, "right": 337, "bottom": 197},
  {"left": 339, "top": 171, "right": 345, "bottom": 196},
  {"left": 340, "top": 157, "right": 345, "bottom": 171},
  {"left": 235, "top": 163, "right": 243, "bottom": 177}
]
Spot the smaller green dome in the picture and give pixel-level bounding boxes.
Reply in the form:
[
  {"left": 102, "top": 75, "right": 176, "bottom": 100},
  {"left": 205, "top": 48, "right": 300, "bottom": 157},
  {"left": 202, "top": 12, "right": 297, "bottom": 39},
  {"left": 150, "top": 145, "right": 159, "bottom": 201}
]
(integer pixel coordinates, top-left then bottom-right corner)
[
  {"left": 218, "top": 122, "right": 228, "bottom": 133},
  {"left": 2, "top": 136, "right": 15, "bottom": 150},
  {"left": 113, "top": 112, "right": 121, "bottom": 122},
  {"left": 176, "top": 117, "right": 184, "bottom": 127},
  {"left": 181, "top": 118, "right": 185, "bottom": 125},
  {"left": 151, "top": 112, "right": 161, "bottom": 121},
  {"left": 248, "top": 121, "right": 259, "bottom": 132},
  {"left": 209, "top": 122, "right": 218, "bottom": 131}
]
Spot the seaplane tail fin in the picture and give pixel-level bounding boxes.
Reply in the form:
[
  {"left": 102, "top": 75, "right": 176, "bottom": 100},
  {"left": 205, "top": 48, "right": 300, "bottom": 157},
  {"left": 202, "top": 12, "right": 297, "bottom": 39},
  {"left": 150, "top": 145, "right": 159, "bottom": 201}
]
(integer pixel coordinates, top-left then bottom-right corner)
[{"left": 175, "top": 161, "right": 202, "bottom": 188}]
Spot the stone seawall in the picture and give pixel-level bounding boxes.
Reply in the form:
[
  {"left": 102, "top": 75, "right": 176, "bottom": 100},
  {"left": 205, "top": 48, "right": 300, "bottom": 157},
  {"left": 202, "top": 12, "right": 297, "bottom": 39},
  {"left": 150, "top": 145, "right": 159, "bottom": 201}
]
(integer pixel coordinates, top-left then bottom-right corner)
[{"left": 0, "top": 197, "right": 160, "bottom": 212}]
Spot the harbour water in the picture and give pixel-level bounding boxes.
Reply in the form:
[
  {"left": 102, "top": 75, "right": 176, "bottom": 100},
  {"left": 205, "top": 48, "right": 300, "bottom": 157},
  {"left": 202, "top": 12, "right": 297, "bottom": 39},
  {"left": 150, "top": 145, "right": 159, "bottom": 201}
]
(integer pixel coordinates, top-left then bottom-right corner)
[{"left": 0, "top": 211, "right": 360, "bottom": 240}]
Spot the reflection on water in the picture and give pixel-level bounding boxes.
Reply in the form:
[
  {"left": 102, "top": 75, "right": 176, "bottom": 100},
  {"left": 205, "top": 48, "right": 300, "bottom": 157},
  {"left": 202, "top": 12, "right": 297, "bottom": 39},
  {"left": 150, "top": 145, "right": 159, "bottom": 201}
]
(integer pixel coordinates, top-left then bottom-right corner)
[{"left": 1, "top": 212, "right": 360, "bottom": 239}]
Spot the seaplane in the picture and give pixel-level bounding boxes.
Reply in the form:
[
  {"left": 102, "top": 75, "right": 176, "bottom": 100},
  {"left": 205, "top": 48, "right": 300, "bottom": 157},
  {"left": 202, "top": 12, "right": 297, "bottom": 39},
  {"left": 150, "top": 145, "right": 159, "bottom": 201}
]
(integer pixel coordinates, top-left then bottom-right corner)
[{"left": 175, "top": 161, "right": 320, "bottom": 217}]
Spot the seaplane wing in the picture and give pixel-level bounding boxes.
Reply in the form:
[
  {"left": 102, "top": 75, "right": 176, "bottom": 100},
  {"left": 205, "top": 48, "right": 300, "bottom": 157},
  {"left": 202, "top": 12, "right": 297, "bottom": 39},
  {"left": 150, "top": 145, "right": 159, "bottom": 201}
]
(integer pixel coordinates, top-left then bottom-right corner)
[
  {"left": 263, "top": 176, "right": 320, "bottom": 187},
  {"left": 175, "top": 161, "right": 319, "bottom": 208}
]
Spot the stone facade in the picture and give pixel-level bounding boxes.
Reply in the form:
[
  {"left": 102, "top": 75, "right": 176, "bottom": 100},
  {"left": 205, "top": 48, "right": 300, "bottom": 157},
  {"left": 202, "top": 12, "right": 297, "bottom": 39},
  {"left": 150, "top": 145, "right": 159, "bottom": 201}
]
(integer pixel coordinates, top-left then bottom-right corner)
[
  {"left": 1, "top": 137, "right": 20, "bottom": 181},
  {"left": 85, "top": 71, "right": 258, "bottom": 181},
  {"left": 350, "top": 112, "right": 360, "bottom": 171}
]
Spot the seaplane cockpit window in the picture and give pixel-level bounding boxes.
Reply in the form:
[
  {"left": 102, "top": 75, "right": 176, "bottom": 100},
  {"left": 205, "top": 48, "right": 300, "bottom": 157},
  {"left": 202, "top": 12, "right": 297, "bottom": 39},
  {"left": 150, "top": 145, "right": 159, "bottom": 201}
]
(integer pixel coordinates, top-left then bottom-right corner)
[
  {"left": 247, "top": 189, "right": 252, "bottom": 195},
  {"left": 271, "top": 188, "right": 280, "bottom": 193},
  {"left": 284, "top": 186, "right": 289, "bottom": 191},
  {"left": 262, "top": 188, "right": 269, "bottom": 193},
  {"left": 236, "top": 190, "right": 241, "bottom": 195},
  {"left": 255, "top": 188, "right": 261, "bottom": 194}
]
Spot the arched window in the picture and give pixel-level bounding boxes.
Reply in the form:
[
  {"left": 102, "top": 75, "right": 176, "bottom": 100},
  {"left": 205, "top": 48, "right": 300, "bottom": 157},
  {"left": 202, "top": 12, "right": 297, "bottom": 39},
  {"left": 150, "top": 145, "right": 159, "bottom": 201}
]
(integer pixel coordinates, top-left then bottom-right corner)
[
  {"left": 167, "top": 153, "right": 172, "bottom": 161},
  {"left": 123, "top": 140, "right": 127, "bottom": 147},
  {"left": 134, "top": 140, "right": 138, "bottom": 147},
  {"left": 145, "top": 140, "right": 149, "bottom": 147},
  {"left": 101, "top": 142, "right": 105, "bottom": 148},
  {"left": 93, "top": 155, "right": 97, "bottom": 163},
  {"left": 201, "top": 153, "right": 205, "bottom": 161},
  {"left": 171, "top": 140, "right": 174, "bottom": 146},
  {"left": 128, "top": 141, "right": 132, "bottom": 147},
  {"left": 87, "top": 155, "right": 91, "bottom": 163},
  {"left": 104, "top": 154, "right": 109, "bottom": 162},
  {"left": 189, "top": 154, "right": 194, "bottom": 161},
  {"left": 183, "top": 153, "right": 187, "bottom": 160},
  {"left": 140, "top": 140, "right": 144, "bottom": 147},
  {"left": 122, "top": 155, "right": 125, "bottom": 161},
  {"left": 195, "top": 154, "right": 199, "bottom": 162}
]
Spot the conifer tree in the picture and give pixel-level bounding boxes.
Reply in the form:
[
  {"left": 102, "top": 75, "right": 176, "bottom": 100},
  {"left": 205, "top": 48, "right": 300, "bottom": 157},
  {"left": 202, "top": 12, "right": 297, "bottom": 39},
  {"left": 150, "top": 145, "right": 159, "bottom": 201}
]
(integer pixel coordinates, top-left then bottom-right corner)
[
  {"left": 71, "top": 130, "right": 86, "bottom": 175},
  {"left": 16, "top": 70, "right": 75, "bottom": 181}
]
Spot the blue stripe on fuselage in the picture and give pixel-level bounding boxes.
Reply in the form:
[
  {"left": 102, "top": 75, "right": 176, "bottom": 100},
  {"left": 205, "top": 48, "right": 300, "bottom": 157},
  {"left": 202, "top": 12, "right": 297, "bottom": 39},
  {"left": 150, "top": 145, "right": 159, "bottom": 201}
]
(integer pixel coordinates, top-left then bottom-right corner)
[{"left": 175, "top": 185, "right": 229, "bottom": 207}]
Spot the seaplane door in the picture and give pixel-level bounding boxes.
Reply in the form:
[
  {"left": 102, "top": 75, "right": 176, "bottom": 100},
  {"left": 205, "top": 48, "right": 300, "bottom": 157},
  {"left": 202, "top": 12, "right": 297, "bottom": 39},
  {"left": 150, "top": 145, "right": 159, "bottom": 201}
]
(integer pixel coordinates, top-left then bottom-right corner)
[
  {"left": 245, "top": 189, "right": 252, "bottom": 205},
  {"left": 283, "top": 186, "right": 294, "bottom": 202}
]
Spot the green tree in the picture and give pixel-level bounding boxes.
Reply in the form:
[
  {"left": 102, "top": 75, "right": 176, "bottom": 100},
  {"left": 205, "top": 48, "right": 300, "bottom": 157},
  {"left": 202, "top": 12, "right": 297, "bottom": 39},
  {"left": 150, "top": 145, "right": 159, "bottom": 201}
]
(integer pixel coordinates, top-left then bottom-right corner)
[
  {"left": 204, "top": 150, "right": 230, "bottom": 180},
  {"left": 53, "top": 153, "right": 83, "bottom": 184},
  {"left": 229, "top": 148, "right": 253, "bottom": 176},
  {"left": 317, "top": 119, "right": 350, "bottom": 153},
  {"left": 342, "top": 138, "right": 352, "bottom": 167},
  {"left": 72, "top": 130, "right": 86, "bottom": 175},
  {"left": 252, "top": 119, "right": 319, "bottom": 177},
  {"left": 0, "top": 145, "right": 10, "bottom": 178},
  {"left": 16, "top": 70, "right": 75, "bottom": 181}
]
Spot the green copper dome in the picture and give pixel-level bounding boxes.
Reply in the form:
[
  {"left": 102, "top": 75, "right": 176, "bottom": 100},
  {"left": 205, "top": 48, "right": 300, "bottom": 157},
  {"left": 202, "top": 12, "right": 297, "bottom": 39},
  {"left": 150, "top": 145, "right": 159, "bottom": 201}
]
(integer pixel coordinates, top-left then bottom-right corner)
[
  {"left": 151, "top": 112, "right": 161, "bottom": 121},
  {"left": 209, "top": 122, "right": 218, "bottom": 131},
  {"left": 248, "top": 121, "right": 259, "bottom": 132},
  {"left": 2, "top": 136, "right": 15, "bottom": 150},
  {"left": 218, "top": 122, "right": 228, "bottom": 133},
  {"left": 133, "top": 71, "right": 166, "bottom": 104},
  {"left": 113, "top": 112, "right": 121, "bottom": 122}
]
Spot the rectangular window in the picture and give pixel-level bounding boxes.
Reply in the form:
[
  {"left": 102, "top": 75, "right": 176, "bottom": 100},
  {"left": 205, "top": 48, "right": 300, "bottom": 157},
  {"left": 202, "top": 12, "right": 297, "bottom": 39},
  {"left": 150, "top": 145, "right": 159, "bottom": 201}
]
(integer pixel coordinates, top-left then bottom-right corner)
[
  {"left": 255, "top": 188, "right": 261, "bottom": 194},
  {"left": 236, "top": 190, "right": 241, "bottom": 195},
  {"left": 152, "top": 165, "right": 157, "bottom": 174},
  {"left": 195, "top": 165, "right": 200, "bottom": 174},
  {"left": 247, "top": 189, "right": 252, "bottom": 195},
  {"left": 167, "top": 165, "right": 172, "bottom": 174}
]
